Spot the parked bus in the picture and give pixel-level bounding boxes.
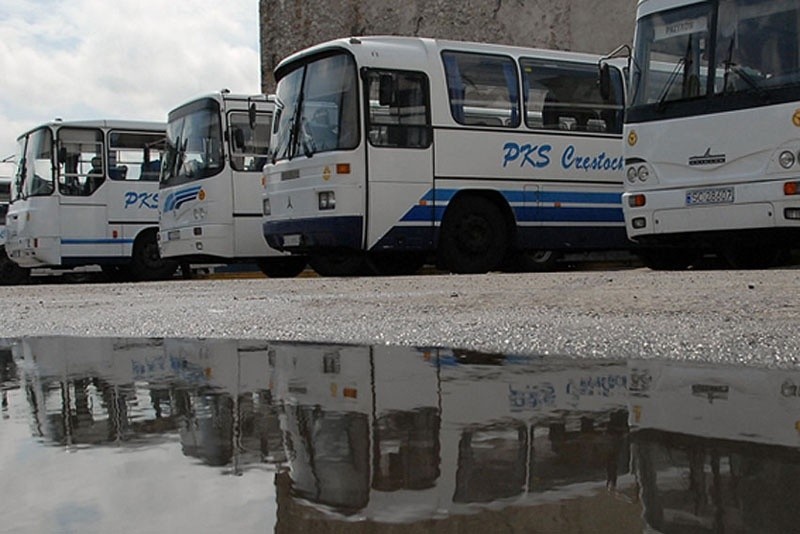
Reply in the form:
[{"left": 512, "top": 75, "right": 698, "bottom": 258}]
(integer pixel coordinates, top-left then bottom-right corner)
[
  {"left": 158, "top": 91, "right": 307, "bottom": 278},
  {"left": 5, "top": 120, "right": 178, "bottom": 281},
  {"left": 262, "top": 37, "right": 628, "bottom": 276},
  {"left": 620, "top": 0, "right": 800, "bottom": 269}
]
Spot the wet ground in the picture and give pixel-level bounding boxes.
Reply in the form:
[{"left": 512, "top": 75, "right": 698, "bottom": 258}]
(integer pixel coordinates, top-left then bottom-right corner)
[{"left": 3, "top": 336, "right": 800, "bottom": 533}]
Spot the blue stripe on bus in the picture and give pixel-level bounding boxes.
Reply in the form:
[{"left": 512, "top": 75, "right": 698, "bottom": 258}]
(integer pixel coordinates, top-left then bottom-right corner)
[
  {"left": 537, "top": 207, "right": 624, "bottom": 223},
  {"left": 539, "top": 191, "right": 621, "bottom": 204},
  {"left": 62, "top": 240, "right": 135, "bottom": 245},
  {"left": 401, "top": 188, "right": 622, "bottom": 224}
]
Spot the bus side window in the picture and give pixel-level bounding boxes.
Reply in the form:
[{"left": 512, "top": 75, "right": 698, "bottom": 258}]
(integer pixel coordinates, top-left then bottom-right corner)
[
  {"left": 442, "top": 51, "right": 520, "bottom": 128},
  {"left": 109, "top": 131, "right": 166, "bottom": 181},
  {"left": 522, "top": 59, "right": 624, "bottom": 135},
  {"left": 366, "top": 70, "right": 431, "bottom": 149}
]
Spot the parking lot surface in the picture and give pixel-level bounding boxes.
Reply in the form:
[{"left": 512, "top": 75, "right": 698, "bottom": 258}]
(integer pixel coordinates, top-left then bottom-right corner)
[{"left": 1, "top": 267, "right": 798, "bottom": 367}]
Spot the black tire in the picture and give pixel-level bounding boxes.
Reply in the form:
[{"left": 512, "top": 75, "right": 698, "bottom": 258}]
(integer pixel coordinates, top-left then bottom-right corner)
[
  {"left": 309, "top": 251, "right": 368, "bottom": 277},
  {"left": 638, "top": 249, "right": 698, "bottom": 270},
  {"left": 130, "top": 230, "right": 179, "bottom": 281},
  {"left": 367, "top": 251, "right": 426, "bottom": 276},
  {"left": 439, "top": 196, "right": 509, "bottom": 274},
  {"left": 722, "top": 245, "right": 781, "bottom": 269},
  {"left": 257, "top": 256, "right": 308, "bottom": 278},
  {"left": 0, "top": 248, "right": 29, "bottom": 285}
]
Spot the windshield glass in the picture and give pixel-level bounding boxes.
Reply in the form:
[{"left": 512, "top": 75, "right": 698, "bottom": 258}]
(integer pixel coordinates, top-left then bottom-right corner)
[
  {"left": 161, "top": 100, "right": 223, "bottom": 187},
  {"left": 631, "top": 0, "right": 800, "bottom": 112},
  {"left": 20, "top": 128, "right": 54, "bottom": 198},
  {"left": 631, "top": 2, "right": 712, "bottom": 108},
  {"left": 270, "top": 52, "right": 359, "bottom": 162},
  {"left": 715, "top": 0, "right": 800, "bottom": 94}
]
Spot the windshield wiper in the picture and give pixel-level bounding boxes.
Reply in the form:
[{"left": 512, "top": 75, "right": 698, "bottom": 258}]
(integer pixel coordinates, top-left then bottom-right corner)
[
  {"left": 299, "top": 117, "right": 316, "bottom": 158},
  {"left": 655, "top": 57, "right": 686, "bottom": 112},
  {"left": 656, "top": 36, "right": 698, "bottom": 112},
  {"left": 722, "top": 39, "right": 770, "bottom": 102}
]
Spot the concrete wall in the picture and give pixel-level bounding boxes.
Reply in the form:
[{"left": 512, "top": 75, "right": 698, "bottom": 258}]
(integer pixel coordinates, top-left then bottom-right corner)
[{"left": 259, "top": 0, "right": 636, "bottom": 93}]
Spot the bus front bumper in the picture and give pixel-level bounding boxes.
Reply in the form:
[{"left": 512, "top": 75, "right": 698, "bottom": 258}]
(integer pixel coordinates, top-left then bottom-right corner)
[{"left": 263, "top": 216, "right": 362, "bottom": 252}]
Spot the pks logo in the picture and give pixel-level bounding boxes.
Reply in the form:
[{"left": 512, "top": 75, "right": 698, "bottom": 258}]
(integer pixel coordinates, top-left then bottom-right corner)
[
  {"left": 164, "top": 185, "right": 203, "bottom": 212},
  {"left": 125, "top": 191, "right": 159, "bottom": 209}
]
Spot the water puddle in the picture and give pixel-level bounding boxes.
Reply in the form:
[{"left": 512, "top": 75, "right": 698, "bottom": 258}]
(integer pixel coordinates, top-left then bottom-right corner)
[{"left": 1, "top": 337, "right": 799, "bottom": 532}]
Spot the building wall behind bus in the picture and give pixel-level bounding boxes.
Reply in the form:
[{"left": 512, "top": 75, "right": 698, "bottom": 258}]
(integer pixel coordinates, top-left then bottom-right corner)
[{"left": 259, "top": 0, "right": 635, "bottom": 93}]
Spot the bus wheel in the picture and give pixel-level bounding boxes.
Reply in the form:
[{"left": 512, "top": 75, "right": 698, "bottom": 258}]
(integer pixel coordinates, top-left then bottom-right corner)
[
  {"left": 638, "top": 249, "right": 697, "bottom": 270},
  {"left": 439, "top": 196, "right": 508, "bottom": 274},
  {"left": 722, "top": 245, "right": 781, "bottom": 269},
  {"left": 0, "top": 249, "right": 29, "bottom": 285},
  {"left": 309, "top": 251, "right": 368, "bottom": 277},
  {"left": 257, "top": 256, "right": 308, "bottom": 278},
  {"left": 131, "top": 230, "right": 179, "bottom": 281},
  {"left": 367, "top": 251, "right": 426, "bottom": 276}
]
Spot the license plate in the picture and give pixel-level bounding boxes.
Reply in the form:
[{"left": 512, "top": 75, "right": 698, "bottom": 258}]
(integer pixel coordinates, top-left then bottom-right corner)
[
  {"left": 685, "top": 187, "right": 734, "bottom": 206},
  {"left": 167, "top": 230, "right": 180, "bottom": 241},
  {"left": 283, "top": 234, "right": 301, "bottom": 247}
]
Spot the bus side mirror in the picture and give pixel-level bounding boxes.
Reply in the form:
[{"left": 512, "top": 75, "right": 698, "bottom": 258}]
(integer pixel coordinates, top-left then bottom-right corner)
[
  {"left": 379, "top": 74, "right": 395, "bottom": 106},
  {"left": 599, "top": 63, "right": 611, "bottom": 101},
  {"left": 249, "top": 103, "right": 257, "bottom": 130},
  {"left": 57, "top": 146, "right": 67, "bottom": 164}
]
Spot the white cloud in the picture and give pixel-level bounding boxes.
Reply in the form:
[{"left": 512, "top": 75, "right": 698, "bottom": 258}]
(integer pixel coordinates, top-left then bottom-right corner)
[{"left": 0, "top": 0, "right": 262, "bottom": 159}]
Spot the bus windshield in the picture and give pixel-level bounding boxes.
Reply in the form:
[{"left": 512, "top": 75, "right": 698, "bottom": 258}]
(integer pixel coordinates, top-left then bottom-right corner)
[
  {"left": 271, "top": 52, "right": 359, "bottom": 162},
  {"left": 631, "top": 0, "right": 800, "bottom": 110},
  {"left": 18, "top": 128, "right": 55, "bottom": 199},
  {"left": 161, "top": 99, "right": 224, "bottom": 187}
]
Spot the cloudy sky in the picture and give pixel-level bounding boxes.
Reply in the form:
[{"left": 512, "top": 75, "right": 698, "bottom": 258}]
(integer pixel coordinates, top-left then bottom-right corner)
[{"left": 0, "top": 0, "right": 262, "bottom": 162}]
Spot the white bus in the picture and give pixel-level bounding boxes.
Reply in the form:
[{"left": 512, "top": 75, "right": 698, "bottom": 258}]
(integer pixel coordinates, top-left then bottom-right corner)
[
  {"left": 158, "top": 91, "right": 307, "bottom": 278},
  {"left": 5, "top": 120, "right": 178, "bottom": 281},
  {"left": 262, "top": 37, "right": 629, "bottom": 276},
  {"left": 620, "top": 0, "right": 800, "bottom": 269}
]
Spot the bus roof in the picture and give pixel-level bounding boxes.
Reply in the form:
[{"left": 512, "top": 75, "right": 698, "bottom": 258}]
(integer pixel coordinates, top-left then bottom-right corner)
[
  {"left": 275, "top": 36, "right": 612, "bottom": 79},
  {"left": 168, "top": 91, "right": 274, "bottom": 113},
  {"left": 636, "top": 0, "right": 704, "bottom": 18},
  {"left": 17, "top": 119, "right": 166, "bottom": 140}
]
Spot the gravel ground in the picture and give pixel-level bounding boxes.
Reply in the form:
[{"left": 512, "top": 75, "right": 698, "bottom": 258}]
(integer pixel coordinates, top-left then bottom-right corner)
[{"left": 1, "top": 267, "right": 799, "bottom": 367}]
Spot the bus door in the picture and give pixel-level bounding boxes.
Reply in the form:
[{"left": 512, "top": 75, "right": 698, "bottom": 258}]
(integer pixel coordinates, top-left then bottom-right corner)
[
  {"left": 363, "top": 70, "right": 434, "bottom": 250},
  {"left": 227, "top": 108, "right": 272, "bottom": 256},
  {"left": 55, "top": 127, "right": 117, "bottom": 260}
]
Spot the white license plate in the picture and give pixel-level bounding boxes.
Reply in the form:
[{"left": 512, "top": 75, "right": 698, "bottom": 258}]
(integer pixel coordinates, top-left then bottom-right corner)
[
  {"left": 167, "top": 230, "right": 180, "bottom": 241},
  {"left": 284, "top": 234, "right": 301, "bottom": 247},
  {"left": 685, "top": 187, "right": 734, "bottom": 206}
]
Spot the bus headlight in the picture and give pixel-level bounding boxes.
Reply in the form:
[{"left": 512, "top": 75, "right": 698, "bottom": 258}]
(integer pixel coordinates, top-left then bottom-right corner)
[
  {"left": 779, "top": 150, "right": 796, "bottom": 169},
  {"left": 626, "top": 165, "right": 650, "bottom": 183},
  {"left": 263, "top": 198, "right": 271, "bottom": 216},
  {"left": 318, "top": 191, "right": 335, "bottom": 210}
]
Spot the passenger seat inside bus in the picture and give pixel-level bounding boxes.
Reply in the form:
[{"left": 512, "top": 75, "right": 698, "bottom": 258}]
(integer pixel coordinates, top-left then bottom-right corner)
[{"left": 542, "top": 94, "right": 603, "bottom": 132}]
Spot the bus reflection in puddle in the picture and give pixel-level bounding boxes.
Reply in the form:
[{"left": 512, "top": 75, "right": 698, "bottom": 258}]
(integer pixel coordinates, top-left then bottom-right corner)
[{"left": 1, "top": 337, "right": 800, "bottom": 532}]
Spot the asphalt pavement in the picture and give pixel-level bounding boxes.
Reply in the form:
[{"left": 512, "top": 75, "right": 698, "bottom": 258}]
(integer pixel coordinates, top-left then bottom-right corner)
[{"left": 1, "top": 267, "right": 798, "bottom": 368}]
